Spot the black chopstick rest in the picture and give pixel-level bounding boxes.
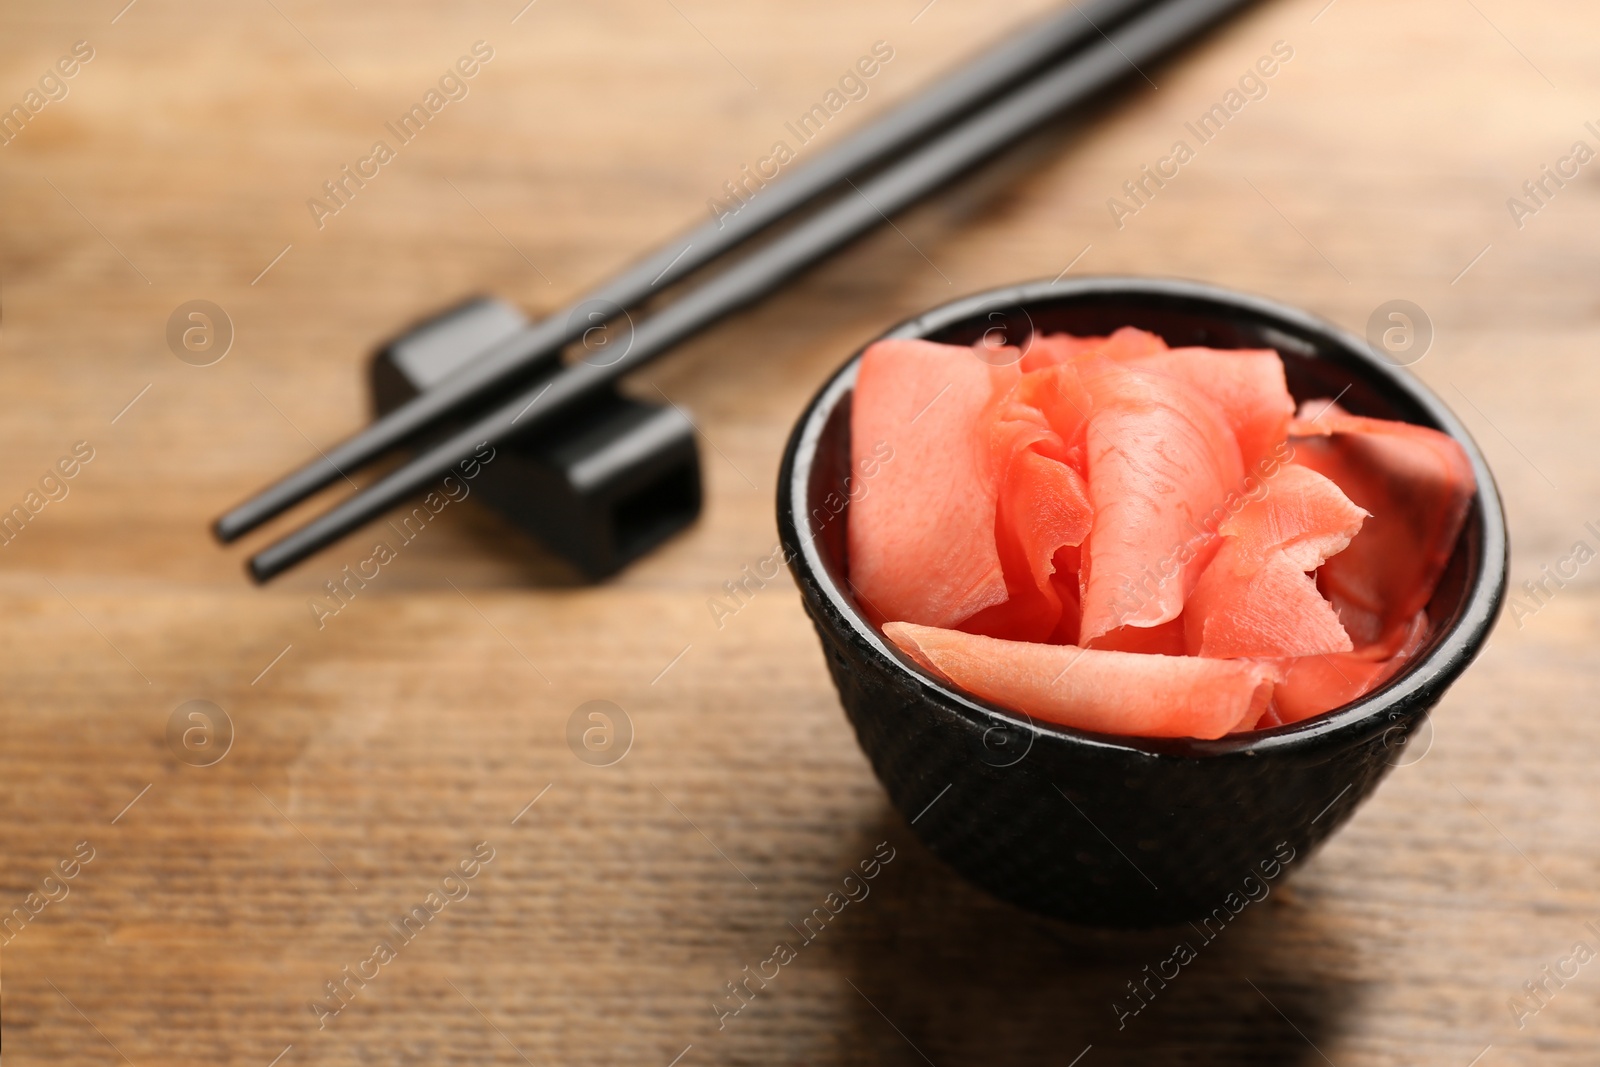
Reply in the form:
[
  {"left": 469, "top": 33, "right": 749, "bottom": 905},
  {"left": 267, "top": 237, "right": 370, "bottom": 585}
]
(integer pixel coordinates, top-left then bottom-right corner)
[{"left": 372, "top": 297, "right": 702, "bottom": 579}]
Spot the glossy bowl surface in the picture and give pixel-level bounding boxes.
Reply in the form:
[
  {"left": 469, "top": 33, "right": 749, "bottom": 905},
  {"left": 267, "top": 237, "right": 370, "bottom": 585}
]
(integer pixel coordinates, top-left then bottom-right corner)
[{"left": 777, "top": 276, "right": 1507, "bottom": 927}]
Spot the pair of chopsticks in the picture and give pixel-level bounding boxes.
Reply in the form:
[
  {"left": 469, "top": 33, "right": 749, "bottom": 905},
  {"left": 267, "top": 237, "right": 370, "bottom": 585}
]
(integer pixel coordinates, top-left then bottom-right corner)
[{"left": 219, "top": 0, "right": 1257, "bottom": 581}]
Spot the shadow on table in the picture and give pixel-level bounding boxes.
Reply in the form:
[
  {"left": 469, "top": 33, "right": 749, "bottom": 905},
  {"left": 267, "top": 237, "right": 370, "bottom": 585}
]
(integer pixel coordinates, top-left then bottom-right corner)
[
  {"left": 832, "top": 803, "right": 1361, "bottom": 1067},
  {"left": 434, "top": 503, "right": 592, "bottom": 587}
]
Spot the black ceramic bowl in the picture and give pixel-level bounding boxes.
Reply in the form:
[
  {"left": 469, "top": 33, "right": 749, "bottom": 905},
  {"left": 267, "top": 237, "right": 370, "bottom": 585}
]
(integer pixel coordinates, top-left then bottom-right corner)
[{"left": 777, "top": 277, "right": 1507, "bottom": 928}]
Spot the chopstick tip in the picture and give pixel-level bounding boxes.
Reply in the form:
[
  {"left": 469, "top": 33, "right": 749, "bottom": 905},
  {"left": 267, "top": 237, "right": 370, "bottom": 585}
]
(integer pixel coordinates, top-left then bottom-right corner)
[
  {"left": 246, "top": 554, "right": 277, "bottom": 585},
  {"left": 213, "top": 513, "right": 245, "bottom": 544}
]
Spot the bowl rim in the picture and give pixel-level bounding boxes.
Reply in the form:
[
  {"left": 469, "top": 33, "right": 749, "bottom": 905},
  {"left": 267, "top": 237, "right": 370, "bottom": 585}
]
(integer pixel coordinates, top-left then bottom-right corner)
[{"left": 778, "top": 275, "right": 1510, "bottom": 759}]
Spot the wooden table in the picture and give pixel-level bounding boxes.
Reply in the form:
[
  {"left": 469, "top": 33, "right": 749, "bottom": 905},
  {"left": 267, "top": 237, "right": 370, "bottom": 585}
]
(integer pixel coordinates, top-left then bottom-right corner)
[{"left": 2, "top": 0, "right": 1594, "bottom": 1063}]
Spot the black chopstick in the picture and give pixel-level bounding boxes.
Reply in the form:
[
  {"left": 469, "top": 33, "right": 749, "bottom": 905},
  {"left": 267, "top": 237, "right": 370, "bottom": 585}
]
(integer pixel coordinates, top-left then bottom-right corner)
[
  {"left": 214, "top": 0, "right": 1162, "bottom": 544},
  {"left": 246, "top": 0, "right": 1256, "bottom": 582}
]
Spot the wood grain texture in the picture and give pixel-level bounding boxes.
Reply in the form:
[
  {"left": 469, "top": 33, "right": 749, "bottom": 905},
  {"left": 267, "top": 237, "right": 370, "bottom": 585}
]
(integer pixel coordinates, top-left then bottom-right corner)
[{"left": 1, "top": 0, "right": 1595, "bottom": 1063}]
